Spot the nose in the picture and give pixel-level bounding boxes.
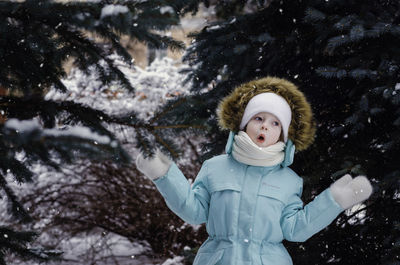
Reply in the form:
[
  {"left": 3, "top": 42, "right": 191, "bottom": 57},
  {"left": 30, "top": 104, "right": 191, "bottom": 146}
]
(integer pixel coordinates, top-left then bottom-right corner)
[{"left": 261, "top": 122, "right": 268, "bottom": 130}]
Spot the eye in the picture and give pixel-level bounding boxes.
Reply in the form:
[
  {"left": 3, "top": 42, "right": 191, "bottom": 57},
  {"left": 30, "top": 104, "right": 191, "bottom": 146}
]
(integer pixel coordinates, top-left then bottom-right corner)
[
  {"left": 273, "top": 121, "right": 280, "bottom": 126},
  {"left": 254, "top": 116, "right": 263, "bottom": 121}
]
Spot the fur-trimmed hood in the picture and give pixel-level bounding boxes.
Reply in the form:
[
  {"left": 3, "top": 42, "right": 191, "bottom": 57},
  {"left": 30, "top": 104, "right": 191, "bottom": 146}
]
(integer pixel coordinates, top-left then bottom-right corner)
[{"left": 217, "top": 76, "right": 316, "bottom": 151}]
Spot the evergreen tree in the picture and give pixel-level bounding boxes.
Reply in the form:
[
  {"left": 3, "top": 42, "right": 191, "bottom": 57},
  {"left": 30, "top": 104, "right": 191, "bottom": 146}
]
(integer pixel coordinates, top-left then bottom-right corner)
[
  {"left": 159, "top": 0, "right": 400, "bottom": 263},
  {"left": 0, "top": 0, "right": 189, "bottom": 263},
  {"left": 19, "top": 57, "right": 204, "bottom": 263}
]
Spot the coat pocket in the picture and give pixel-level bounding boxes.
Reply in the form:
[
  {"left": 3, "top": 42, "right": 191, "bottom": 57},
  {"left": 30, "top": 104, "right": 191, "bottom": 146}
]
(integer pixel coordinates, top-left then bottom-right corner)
[
  {"left": 258, "top": 184, "right": 287, "bottom": 205},
  {"left": 261, "top": 254, "right": 292, "bottom": 265},
  {"left": 193, "top": 248, "right": 225, "bottom": 265},
  {"left": 208, "top": 183, "right": 241, "bottom": 235},
  {"left": 208, "top": 180, "right": 241, "bottom": 194}
]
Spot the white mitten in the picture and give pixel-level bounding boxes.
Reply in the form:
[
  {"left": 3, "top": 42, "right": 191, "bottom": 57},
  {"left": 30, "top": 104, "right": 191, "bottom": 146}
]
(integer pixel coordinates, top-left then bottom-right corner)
[
  {"left": 330, "top": 174, "right": 373, "bottom": 209},
  {"left": 135, "top": 149, "right": 172, "bottom": 180}
]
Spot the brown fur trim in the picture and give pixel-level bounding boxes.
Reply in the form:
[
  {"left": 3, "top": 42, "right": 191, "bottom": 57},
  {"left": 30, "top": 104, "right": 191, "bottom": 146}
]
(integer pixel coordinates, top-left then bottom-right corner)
[{"left": 217, "top": 76, "right": 316, "bottom": 151}]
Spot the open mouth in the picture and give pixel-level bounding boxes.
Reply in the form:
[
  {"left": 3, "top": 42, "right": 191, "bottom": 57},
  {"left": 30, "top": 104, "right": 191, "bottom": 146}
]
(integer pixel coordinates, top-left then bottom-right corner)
[{"left": 257, "top": 134, "right": 265, "bottom": 143}]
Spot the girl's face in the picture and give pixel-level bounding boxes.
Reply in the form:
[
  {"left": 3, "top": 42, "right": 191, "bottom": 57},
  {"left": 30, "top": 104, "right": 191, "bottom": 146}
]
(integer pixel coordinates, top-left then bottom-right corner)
[{"left": 245, "top": 112, "right": 282, "bottom": 147}]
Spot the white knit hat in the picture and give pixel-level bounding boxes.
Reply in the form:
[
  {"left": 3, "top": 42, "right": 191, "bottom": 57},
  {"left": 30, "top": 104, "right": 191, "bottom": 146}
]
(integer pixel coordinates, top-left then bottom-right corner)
[{"left": 239, "top": 92, "right": 292, "bottom": 142}]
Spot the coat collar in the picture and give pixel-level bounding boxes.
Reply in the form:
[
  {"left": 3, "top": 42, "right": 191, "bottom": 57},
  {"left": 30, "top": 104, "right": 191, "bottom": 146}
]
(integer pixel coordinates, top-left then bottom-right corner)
[{"left": 225, "top": 131, "right": 295, "bottom": 167}]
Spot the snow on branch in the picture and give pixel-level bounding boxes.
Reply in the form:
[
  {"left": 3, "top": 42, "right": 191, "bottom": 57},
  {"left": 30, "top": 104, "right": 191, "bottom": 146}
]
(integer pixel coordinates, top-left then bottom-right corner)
[
  {"left": 45, "top": 55, "right": 192, "bottom": 120},
  {"left": 5, "top": 119, "right": 111, "bottom": 145},
  {"left": 100, "top": 5, "right": 129, "bottom": 19}
]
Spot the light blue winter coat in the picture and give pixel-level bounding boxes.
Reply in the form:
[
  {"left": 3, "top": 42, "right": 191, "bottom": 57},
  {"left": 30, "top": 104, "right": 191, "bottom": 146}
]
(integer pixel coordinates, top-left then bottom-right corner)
[{"left": 153, "top": 132, "right": 344, "bottom": 265}]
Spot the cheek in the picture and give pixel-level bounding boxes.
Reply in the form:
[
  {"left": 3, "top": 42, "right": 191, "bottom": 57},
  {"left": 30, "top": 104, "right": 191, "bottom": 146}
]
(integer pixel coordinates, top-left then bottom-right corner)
[
  {"left": 271, "top": 128, "right": 281, "bottom": 139},
  {"left": 246, "top": 123, "right": 257, "bottom": 135}
]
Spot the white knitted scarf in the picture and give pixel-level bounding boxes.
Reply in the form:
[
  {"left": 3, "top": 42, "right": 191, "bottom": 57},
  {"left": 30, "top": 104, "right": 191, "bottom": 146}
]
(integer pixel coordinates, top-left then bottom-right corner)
[{"left": 232, "top": 131, "right": 285, "bottom": 167}]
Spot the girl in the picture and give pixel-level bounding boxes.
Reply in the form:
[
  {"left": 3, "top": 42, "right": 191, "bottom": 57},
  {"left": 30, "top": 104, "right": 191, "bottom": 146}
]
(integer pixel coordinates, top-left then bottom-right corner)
[{"left": 136, "top": 76, "right": 373, "bottom": 265}]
